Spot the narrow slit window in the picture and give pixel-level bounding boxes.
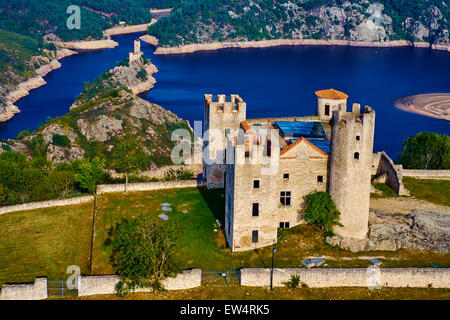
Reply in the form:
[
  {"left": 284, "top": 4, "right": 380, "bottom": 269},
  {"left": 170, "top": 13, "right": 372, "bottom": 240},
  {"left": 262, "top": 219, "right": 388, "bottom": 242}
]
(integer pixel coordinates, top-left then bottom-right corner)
[
  {"left": 354, "top": 152, "right": 360, "bottom": 160},
  {"left": 252, "top": 230, "right": 259, "bottom": 243},
  {"left": 252, "top": 203, "right": 259, "bottom": 217},
  {"left": 325, "top": 104, "right": 330, "bottom": 116},
  {"left": 253, "top": 180, "right": 260, "bottom": 189}
]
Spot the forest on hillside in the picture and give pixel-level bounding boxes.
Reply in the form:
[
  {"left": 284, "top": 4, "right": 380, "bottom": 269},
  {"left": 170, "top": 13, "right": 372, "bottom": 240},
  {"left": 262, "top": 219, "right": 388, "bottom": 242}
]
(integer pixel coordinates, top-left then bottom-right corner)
[
  {"left": 0, "top": 0, "right": 178, "bottom": 42},
  {"left": 149, "top": 0, "right": 450, "bottom": 46}
]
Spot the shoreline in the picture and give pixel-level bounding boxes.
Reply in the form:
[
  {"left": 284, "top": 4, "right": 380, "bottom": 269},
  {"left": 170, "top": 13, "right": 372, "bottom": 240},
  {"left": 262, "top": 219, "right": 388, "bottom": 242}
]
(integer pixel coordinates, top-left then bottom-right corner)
[
  {"left": 154, "top": 39, "right": 450, "bottom": 55},
  {"left": 1, "top": 49, "right": 78, "bottom": 123},
  {"left": 394, "top": 93, "right": 450, "bottom": 121}
]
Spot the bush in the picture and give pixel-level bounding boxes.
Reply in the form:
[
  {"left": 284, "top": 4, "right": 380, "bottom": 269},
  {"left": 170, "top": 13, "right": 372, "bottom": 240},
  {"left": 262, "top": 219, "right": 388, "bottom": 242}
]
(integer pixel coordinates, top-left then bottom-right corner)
[
  {"left": 283, "top": 275, "right": 300, "bottom": 289},
  {"left": 163, "top": 168, "right": 194, "bottom": 181},
  {"left": 304, "top": 191, "right": 342, "bottom": 237},
  {"left": 52, "top": 134, "right": 71, "bottom": 147}
]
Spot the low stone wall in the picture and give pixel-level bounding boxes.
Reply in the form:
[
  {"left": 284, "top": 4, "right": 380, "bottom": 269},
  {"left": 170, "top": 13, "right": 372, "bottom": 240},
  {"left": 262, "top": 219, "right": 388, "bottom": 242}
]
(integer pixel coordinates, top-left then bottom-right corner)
[
  {"left": 372, "top": 152, "right": 409, "bottom": 195},
  {"left": 240, "top": 268, "right": 450, "bottom": 288},
  {"left": 403, "top": 170, "right": 450, "bottom": 180},
  {"left": 77, "top": 269, "right": 202, "bottom": 296},
  {"left": 0, "top": 196, "right": 94, "bottom": 215},
  {"left": 96, "top": 179, "right": 206, "bottom": 194},
  {"left": 0, "top": 278, "right": 48, "bottom": 300}
]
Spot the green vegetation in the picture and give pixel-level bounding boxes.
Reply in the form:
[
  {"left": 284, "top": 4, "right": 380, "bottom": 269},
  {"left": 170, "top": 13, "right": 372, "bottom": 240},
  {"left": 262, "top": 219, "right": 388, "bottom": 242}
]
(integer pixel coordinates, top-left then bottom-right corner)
[
  {"left": 283, "top": 275, "right": 301, "bottom": 289},
  {"left": 0, "top": 1, "right": 152, "bottom": 41},
  {"left": 303, "top": 191, "right": 342, "bottom": 237},
  {"left": 372, "top": 183, "right": 398, "bottom": 198},
  {"left": 149, "top": 0, "right": 450, "bottom": 46},
  {"left": 398, "top": 132, "right": 450, "bottom": 170},
  {"left": 403, "top": 177, "right": 450, "bottom": 207},
  {"left": 52, "top": 134, "right": 71, "bottom": 147},
  {"left": 1, "top": 187, "right": 449, "bottom": 287},
  {"left": 163, "top": 168, "right": 194, "bottom": 181},
  {"left": 108, "top": 215, "right": 181, "bottom": 297}
]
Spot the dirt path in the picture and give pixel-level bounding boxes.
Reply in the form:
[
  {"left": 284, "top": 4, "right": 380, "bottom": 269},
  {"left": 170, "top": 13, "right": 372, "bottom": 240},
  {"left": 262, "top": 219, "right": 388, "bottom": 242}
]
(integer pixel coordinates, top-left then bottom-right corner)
[{"left": 370, "top": 197, "right": 450, "bottom": 214}]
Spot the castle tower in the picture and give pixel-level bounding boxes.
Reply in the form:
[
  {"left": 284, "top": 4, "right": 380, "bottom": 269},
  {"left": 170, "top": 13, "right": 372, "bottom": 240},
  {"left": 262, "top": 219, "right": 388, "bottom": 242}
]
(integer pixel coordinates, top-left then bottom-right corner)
[
  {"left": 129, "top": 40, "right": 143, "bottom": 62},
  {"left": 203, "top": 94, "right": 247, "bottom": 188},
  {"left": 328, "top": 104, "right": 375, "bottom": 239},
  {"left": 315, "top": 89, "right": 348, "bottom": 121}
]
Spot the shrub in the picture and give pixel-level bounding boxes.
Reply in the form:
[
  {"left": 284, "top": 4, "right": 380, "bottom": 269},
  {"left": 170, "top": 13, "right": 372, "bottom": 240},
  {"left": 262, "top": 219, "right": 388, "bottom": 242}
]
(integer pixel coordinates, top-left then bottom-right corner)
[
  {"left": 283, "top": 275, "right": 300, "bottom": 289},
  {"left": 52, "top": 134, "right": 71, "bottom": 147},
  {"left": 163, "top": 168, "right": 194, "bottom": 181},
  {"left": 304, "top": 191, "right": 342, "bottom": 237}
]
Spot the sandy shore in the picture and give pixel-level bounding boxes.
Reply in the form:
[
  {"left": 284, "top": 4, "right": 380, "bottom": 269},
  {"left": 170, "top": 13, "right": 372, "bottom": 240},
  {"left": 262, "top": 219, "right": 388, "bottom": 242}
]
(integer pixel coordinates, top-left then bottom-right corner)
[
  {"left": 1, "top": 49, "right": 78, "bottom": 122},
  {"left": 394, "top": 93, "right": 450, "bottom": 121},
  {"left": 154, "top": 39, "right": 450, "bottom": 55},
  {"left": 104, "top": 20, "right": 157, "bottom": 37},
  {"left": 54, "top": 39, "right": 119, "bottom": 50}
]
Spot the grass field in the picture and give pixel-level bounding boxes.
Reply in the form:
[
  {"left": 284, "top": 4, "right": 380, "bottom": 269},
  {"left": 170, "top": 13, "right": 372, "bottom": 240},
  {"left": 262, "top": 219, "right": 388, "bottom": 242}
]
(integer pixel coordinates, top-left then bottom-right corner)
[
  {"left": 73, "top": 284, "right": 450, "bottom": 300},
  {"left": 1, "top": 186, "right": 449, "bottom": 289},
  {"left": 403, "top": 177, "right": 450, "bottom": 206}
]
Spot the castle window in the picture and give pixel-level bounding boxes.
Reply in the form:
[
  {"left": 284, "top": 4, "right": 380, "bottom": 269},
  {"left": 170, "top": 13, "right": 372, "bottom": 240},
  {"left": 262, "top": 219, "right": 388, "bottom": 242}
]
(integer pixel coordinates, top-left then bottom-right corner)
[
  {"left": 232, "top": 104, "right": 238, "bottom": 112},
  {"left": 325, "top": 104, "right": 330, "bottom": 116},
  {"left": 354, "top": 152, "right": 360, "bottom": 160},
  {"left": 252, "top": 230, "right": 259, "bottom": 243},
  {"left": 356, "top": 135, "right": 360, "bottom": 141},
  {"left": 217, "top": 104, "right": 224, "bottom": 112},
  {"left": 283, "top": 173, "right": 290, "bottom": 180},
  {"left": 253, "top": 180, "right": 260, "bottom": 189},
  {"left": 280, "top": 191, "right": 291, "bottom": 206},
  {"left": 252, "top": 203, "right": 259, "bottom": 216},
  {"left": 280, "top": 222, "right": 290, "bottom": 229},
  {"left": 317, "top": 175, "right": 324, "bottom": 183}
]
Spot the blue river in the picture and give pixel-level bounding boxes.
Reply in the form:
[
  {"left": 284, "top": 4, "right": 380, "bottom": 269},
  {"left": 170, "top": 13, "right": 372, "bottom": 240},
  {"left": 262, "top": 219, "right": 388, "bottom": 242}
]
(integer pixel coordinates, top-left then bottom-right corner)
[{"left": 1, "top": 33, "right": 449, "bottom": 159}]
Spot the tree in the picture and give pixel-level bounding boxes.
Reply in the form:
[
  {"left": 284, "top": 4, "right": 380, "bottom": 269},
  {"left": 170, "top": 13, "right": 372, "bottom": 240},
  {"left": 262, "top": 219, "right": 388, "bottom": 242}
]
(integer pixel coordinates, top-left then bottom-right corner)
[
  {"left": 112, "top": 135, "right": 149, "bottom": 192},
  {"left": 108, "top": 215, "right": 181, "bottom": 297},
  {"left": 75, "top": 157, "right": 107, "bottom": 193},
  {"left": 303, "top": 191, "right": 342, "bottom": 237},
  {"left": 397, "top": 132, "right": 450, "bottom": 170}
]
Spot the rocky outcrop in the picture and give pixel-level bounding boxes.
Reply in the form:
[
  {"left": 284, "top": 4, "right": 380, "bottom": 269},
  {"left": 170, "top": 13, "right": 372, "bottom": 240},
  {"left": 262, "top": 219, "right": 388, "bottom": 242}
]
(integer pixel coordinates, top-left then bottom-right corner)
[
  {"left": 110, "top": 60, "right": 158, "bottom": 95},
  {"left": 139, "top": 34, "right": 159, "bottom": 46},
  {"left": 77, "top": 116, "right": 124, "bottom": 142},
  {"left": 327, "top": 209, "right": 450, "bottom": 253}
]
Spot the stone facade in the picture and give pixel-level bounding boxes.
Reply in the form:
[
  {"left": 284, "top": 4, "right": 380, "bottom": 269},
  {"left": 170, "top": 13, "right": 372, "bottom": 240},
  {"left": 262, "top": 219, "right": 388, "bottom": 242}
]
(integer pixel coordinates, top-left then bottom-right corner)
[
  {"left": 96, "top": 179, "right": 206, "bottom": 194},
  {"left": 129, "top": 40, "right": 143, "bottom": 63},
  {"left": 205, "top": 90, "right": 380, "bottom": 251}
]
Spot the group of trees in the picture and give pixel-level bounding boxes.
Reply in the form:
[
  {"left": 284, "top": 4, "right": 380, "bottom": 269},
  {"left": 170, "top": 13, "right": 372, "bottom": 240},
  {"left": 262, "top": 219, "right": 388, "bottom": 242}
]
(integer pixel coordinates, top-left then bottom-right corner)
[
  {"left": 0, "top": 0, "right": 152, "bottom": 41},
  {"left": 148, "top": 0, "right": 449, "bottom": 46}
]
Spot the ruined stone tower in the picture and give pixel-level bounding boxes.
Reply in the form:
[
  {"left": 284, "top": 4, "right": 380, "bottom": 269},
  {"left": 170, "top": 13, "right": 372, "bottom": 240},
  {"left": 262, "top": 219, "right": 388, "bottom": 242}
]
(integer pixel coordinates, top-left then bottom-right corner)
[
  {"left": 129, "top": 40, "right": 143, "bottom": 62},
  {"left": 328, "top": 104, "right": 376, "bottom": 239},
  {"left": 203, "top": 94, "right": 246, "bottom": 188},
  {"left": 315, "top": 89, "right": 348, "bottom": 121}
]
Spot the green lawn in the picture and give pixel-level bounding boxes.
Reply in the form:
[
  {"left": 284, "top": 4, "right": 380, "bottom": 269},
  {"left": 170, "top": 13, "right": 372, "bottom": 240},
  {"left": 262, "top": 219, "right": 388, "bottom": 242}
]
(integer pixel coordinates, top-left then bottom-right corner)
[
  {"left": 1, "top": 187, "right": 449, "bottom": 288},
  {"left": 0, "top": 202, "right": 94, "bottom": 285},
  {"left": 403, "top": 177, "right": 450, "bottom": 206}
]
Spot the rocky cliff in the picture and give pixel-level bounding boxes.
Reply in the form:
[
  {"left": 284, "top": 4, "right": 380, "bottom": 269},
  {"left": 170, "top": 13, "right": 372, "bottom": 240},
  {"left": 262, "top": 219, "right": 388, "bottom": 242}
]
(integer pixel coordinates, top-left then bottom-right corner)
[{"left": 1, "top": 57, "right": 190, "bottom": 167}]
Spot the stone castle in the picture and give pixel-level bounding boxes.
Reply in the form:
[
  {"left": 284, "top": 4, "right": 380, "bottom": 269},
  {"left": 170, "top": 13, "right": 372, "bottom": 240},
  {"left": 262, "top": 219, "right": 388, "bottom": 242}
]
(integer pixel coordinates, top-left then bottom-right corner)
[
  {"left": 203, "top": 89, "right": 407, "bottom": 252},
  {"left": 129, "top": 40, "right": 143, "bottom": 62}
]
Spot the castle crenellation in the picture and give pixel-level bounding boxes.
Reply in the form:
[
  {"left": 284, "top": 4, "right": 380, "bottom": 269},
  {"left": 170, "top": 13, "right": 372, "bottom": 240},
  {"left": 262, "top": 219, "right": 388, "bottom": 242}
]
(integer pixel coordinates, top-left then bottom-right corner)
[{"left": 203, "top": 89, "right": 395, "bottom": 252}]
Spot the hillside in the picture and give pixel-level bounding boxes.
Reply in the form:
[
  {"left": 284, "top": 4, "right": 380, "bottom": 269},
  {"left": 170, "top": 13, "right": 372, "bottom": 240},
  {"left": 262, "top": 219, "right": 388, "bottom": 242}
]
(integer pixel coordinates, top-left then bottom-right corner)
[
  {"left": 149, "top": 0, "right": 450, "bottom": 47},
  {"left": 0, "top": 56, "right": 190, "bottom": 167},
  {"left": 0, "top": 29, "right": 60, "bottom": 122}
]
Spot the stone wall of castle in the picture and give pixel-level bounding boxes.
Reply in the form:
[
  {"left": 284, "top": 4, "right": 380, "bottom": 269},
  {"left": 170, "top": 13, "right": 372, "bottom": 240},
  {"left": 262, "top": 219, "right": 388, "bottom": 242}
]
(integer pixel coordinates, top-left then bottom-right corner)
[
  {"left": 96, "top": 179, "right": 206, "bottom": 194},
  {"left": 0, "top": 278, "right": 47, "bottom": 300},
  {"left": 403, "top": 169, "right": 450, "bottom": 180},
  {"left": 317, "top": 97, "right": 347, "bottom": 121},
  {"left": 372, "top": 151, "right": 410, "bottom": 195},
  {"left": 240, "top": 268, "right": 450, "bottom": 288},
  {"left": 328, "top": 105, "right": 375, "bottom": 239},
  {"left": 0, "top": 195, "right": 94, "bottom": 215},
  {"left": 77, "top": 269, "right": 202, "bottom": 296}
]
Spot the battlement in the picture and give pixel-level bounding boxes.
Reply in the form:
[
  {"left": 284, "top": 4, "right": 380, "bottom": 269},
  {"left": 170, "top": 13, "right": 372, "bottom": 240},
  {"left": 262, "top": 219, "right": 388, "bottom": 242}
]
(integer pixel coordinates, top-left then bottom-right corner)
[
  {"left": 332, "top": 104, "right": 375, "bottom": 125},
  {"left": 204, "top": 94, "right": 246, "bottom": 114}
]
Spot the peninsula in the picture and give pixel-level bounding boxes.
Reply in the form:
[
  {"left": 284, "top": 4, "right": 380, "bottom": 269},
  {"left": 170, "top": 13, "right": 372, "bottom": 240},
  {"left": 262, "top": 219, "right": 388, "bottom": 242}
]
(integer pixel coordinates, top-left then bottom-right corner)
[{"left": 394, "top": 93, "right": 450, "bottom": 121}]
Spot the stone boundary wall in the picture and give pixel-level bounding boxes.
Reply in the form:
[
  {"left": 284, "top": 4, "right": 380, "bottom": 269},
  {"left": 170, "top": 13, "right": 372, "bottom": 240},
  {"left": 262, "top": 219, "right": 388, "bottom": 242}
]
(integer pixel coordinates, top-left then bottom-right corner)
[
  {"left": 372, "top": 152, "right": 409, "bottom": 195},
  {"left": 0, "top": 278, "right": 48, "bottom": 300},
  {"left": 77, "top": 269, "right": 202, "bottom": 296},
  {"left": 96, "top": 179, "right": 206, "bottom": 194},
  {"left": 0, "top": 196, "right": 94, "bottom": 215},
  {"left": 403, "top": 170, "right": 450, "bottom": 180},
  {"left": 240, "top": 268, "right": 450, "bottom": 288}
]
